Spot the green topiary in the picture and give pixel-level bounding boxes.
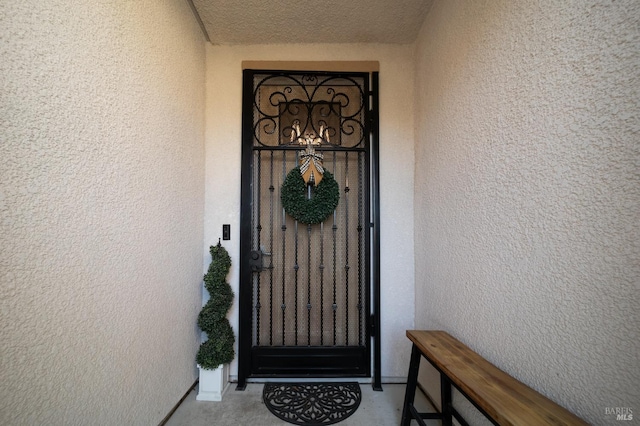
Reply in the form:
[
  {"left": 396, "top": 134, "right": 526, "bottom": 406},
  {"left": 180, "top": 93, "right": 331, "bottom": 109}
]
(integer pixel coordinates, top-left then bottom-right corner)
[{"left": 197, "top": 241, "right": 235, "bottom": 370}]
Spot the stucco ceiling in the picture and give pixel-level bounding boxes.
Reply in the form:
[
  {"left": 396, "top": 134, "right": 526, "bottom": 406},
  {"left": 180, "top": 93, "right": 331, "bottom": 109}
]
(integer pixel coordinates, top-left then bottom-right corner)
[{"left": 191, "top": 0, "right": 433, "bottom": 44}]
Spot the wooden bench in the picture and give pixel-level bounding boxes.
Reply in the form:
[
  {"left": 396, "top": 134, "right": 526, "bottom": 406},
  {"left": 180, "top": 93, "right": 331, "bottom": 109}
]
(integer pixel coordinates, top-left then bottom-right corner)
[{"left": 401, "top": 330, "right": 588, "bottom": 426}]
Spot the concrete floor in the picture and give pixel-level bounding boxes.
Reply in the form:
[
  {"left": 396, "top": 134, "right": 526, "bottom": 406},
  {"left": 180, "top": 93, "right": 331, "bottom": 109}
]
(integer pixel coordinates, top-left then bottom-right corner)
[{"left": 164, "top": 382, "right": 435, "bottom": 426}]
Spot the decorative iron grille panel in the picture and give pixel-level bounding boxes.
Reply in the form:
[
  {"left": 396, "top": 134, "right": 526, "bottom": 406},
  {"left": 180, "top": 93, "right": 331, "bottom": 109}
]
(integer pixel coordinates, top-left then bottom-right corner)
[
  {"left": 251, "top": 150, "right": 366, "bottom": 348},
  {"left": 252, "top": 74, "right": 366, "bottom": 149},
  {"left": 249, "top": 72, "right": 369, "bottom": 350}
]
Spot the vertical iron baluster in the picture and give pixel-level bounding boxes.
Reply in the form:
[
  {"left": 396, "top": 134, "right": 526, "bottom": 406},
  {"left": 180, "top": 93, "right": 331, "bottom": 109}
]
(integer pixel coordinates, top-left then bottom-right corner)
[
  {"left": 344, "top": 151, "right": 350, "bottom": 346},
  {"left": 357, "top": 151, "right": 364, "bottom": 346},
  {"left": 294, "top": 220, "right": 299, "bottom": 346},
  {"left": 269, "top": 150, "right": 274, "bottom": 346},
  {"left": 307, "top": 223, "right": 312, "bottom": 346},
  {"left": 255, "top": 153, "right": 262, "bottom": 346},
  {"left": 294, "top": 151, "right": 300, "bottom": 347},
  {"left": 281, "top": 151, "right": 287, "bottom": 346},
  {"left": 332, "top": 151, "right": 337, "bottom": 346},
  {"left": 319, "top": 221, "right": 324, "bottom": 346}
]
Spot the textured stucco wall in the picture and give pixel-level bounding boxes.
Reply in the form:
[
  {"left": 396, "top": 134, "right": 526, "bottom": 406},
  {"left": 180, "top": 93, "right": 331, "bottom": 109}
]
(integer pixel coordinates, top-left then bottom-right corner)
[
  {"left": 204, "top": 44, "right": 415, "bottom": 381},
  {"left": 1, "top": 1, "right": 206, "bottom": 424},
  {"left": 413, "top": 1, "right": 639, "bottom": 424}
]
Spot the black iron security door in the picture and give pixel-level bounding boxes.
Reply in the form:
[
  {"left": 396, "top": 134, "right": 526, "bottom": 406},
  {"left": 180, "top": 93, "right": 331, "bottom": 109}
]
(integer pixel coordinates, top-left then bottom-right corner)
[{"left": 238, "top": 70, "right": 380, "bottom": 389}]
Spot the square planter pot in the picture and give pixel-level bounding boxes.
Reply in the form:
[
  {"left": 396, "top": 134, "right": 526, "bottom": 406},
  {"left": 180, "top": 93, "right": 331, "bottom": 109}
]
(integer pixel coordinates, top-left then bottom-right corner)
[{"left": 196, "top": 364, "right": 230, "bottom": 401}]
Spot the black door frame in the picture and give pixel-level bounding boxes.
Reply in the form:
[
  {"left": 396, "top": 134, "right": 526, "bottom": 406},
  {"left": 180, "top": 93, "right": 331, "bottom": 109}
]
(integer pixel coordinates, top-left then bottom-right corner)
[{"left": 237, "top": 69, "right": 381, "bottom": 390}]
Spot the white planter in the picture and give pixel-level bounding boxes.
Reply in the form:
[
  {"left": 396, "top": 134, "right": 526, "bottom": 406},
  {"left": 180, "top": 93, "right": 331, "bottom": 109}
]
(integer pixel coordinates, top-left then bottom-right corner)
[{"left": 196, "top": 364, "right": 230, "bottom": 401}]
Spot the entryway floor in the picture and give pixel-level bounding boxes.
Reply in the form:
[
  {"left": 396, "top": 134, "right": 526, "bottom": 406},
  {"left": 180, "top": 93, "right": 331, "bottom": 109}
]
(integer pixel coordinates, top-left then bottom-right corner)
[{"left": 164, "top": 383, "right": 435, "bottom": 426}]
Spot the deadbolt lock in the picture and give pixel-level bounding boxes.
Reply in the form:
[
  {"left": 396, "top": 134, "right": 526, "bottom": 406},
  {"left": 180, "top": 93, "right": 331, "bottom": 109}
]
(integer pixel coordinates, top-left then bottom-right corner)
[{"left": 249, "top": 248, "right": 271, "bottom": 272}]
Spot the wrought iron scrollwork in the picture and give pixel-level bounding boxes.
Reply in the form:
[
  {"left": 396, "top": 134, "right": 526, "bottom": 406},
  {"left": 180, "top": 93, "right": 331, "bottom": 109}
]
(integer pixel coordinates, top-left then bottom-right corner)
[{"left": 252, "top": 73, "right": 366, "bottom": 149}]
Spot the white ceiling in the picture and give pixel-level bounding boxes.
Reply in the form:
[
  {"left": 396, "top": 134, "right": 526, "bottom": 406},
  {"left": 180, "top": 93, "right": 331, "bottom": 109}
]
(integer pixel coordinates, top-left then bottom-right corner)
[{"left": 191, "top": 0, "right": 433, "bottom": 45}]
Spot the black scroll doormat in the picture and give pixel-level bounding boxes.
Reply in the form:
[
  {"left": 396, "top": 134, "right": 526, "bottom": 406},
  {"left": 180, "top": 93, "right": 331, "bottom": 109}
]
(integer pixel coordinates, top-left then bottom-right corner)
[{"left": 262, "top": 382, "right": 361, "bottom": 425}]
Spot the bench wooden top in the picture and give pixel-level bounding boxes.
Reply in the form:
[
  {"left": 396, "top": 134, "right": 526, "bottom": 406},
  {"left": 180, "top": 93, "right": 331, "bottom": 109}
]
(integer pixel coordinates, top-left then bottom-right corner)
[{"left": 407, "top": 330, "right": 588, "bottom": 426}]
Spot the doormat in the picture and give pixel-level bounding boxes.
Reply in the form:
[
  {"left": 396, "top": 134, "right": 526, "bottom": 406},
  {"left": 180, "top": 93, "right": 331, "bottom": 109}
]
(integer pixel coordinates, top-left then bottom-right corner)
[{"left": 262, "top": 382, "right": 361, "bottom": 425}]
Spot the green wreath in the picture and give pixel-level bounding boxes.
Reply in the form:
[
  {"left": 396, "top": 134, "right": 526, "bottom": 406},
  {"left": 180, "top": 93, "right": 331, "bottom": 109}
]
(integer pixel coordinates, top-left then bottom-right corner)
[{"left": 281, "top": 167, "right": 340, "bottom": 224}]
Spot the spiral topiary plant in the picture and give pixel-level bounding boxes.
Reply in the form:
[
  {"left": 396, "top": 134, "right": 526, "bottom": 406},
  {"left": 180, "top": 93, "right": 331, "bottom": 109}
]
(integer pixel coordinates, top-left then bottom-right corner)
[{"left": 196, "top": 241, "right": 235, "bottom": 370}]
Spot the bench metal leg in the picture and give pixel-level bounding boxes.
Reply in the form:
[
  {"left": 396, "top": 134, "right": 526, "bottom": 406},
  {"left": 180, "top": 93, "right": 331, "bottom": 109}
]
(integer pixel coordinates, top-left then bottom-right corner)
[
  {"left": 441, "top": 375, "right": 453, "bottom": 426},
  {"left": 400, "top": 344, "right": 422, "bottom": 426},
  {"left": 402, "top": 343, "right": 453, "bottom": 426}
]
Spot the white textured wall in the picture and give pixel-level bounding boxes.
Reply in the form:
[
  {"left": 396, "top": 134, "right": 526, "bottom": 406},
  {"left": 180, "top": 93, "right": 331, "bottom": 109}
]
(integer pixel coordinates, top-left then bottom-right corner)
[
  {"left": 1, "top": 1, "right": 206, "bottom": 424},
  {"left": 413, "top": 1, "right": 639, "bottom": 424},
  {"left": 204, "top": 44, "right": 415, "bottom": 381}
]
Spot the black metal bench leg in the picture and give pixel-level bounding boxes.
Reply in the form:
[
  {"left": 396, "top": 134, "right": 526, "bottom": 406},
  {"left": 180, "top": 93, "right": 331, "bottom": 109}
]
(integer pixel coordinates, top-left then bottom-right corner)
[
  {"left": 441, "top": 375, "right": 453, "bottom": 426},
  {"left": 400, "top": 343, "right": 422, "bottom": 426}
]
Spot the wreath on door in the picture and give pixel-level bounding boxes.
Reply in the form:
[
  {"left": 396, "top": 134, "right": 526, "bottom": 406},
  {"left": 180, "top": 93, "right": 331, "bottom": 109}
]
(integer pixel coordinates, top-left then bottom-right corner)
[{"left": 281, "top": 167, "right": 339, "bottom": 224}]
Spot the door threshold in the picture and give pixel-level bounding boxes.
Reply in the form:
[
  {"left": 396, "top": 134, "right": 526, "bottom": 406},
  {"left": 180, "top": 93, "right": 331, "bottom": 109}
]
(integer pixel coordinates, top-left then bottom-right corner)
[{"left": 244, "top": 377, "right": 373, "bottom": 384}]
